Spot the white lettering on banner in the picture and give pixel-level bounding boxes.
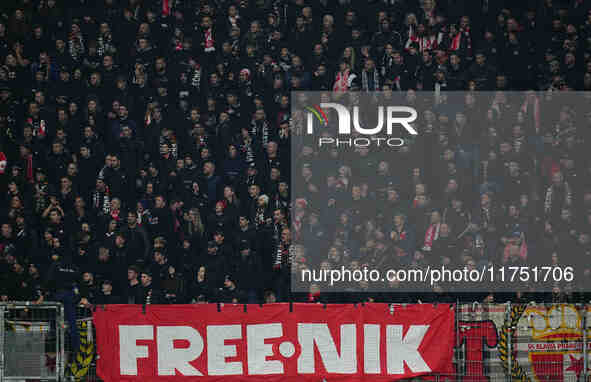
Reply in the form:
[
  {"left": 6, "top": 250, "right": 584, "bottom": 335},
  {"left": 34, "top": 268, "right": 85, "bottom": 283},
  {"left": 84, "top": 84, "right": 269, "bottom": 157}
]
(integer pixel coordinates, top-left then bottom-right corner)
[
  {"left": 157, "top": 326, "right": 204, "bottom": 376},
  {"left": 364, "top": 324, "right": 381, "bottom": 374},
  {"left": 247, "top": 324, "right": 284, "bottom": 375},
  {"left": 386, "top": 325, "right": 431, "bottom": 374},
  {"left": 207, "top": 325, "right": 243, "bottom": 376},
  {"left": 115, "top": 323, "right": 433, "bottom": 377},
  {"left": 119, "top": 325, "right": 153, "bottom": 375},
  {"left": 297, "top": 324, "right": 357, "bottom": 374}
]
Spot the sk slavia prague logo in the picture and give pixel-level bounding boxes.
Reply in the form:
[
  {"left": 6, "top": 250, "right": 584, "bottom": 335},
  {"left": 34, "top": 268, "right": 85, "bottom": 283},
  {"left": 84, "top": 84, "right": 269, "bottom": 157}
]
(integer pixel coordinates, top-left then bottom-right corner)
[
  {"left": 305, "top": 103, "right": 418, "bottom": 148},
  {"left": 505, "top": 304, "right": 588, "bottom": 381}
]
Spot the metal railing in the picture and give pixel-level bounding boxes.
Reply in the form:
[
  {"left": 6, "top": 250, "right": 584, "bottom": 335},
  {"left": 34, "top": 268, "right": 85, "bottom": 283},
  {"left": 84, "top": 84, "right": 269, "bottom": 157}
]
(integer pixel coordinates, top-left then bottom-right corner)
[
  {"left": 2, "top": 302, "right": 590, "bottom": 381},
  {"left": 448, "top": 301, "right": 589, "bottom": 382},
  {"left": 0, "top": 302, "right": 65, "bottom": 382}
]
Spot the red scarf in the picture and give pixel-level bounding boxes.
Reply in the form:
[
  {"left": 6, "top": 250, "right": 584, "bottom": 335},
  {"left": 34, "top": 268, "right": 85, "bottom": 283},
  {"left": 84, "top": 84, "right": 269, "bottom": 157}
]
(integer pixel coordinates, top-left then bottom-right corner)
[
  {"left": 293, "top": 216, "right": 302, "bottom": 241},
  {"left": 204, "top": 28, "right": 215, "bottom": 51},
  {"left": 0, "top": 152, "right": 6, "bottom": 175},
  {"left": 450, "top": 32, "right": 462, "bottom": 51},
  {"left": 162, "top": 0, "right": 170, "bottom": 16},
  {"left": 423, "top": 223, "right": 440, "bottom": 250},
  {"left": 450, "top": 28, "right": 472, "bottom": 55},
  {"left": 27, "top": 117, "right": 46, "bottom": 137},
  {"left": 333, "top": 70, "right": 350, "bottom": 92},
  {"left": 26, "top": 154, "right": 33, "bottom": 183},
  {"left": 406, "top": 34, "right": 437, "bottom": 52},
  {"left": 394, "top": 225, "right": 407, "bottom": 243}
]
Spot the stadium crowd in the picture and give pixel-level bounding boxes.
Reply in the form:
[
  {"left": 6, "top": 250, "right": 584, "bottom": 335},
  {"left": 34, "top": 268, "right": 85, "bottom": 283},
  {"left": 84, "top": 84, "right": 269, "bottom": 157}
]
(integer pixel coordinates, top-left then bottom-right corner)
[{"left": 0, "top": 0, "right": 590, "bottom": 323}]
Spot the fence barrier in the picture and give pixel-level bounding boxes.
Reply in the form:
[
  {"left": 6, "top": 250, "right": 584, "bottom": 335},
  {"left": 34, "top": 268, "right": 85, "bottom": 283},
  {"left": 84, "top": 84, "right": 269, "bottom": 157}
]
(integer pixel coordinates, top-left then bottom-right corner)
[
  {"left": 2, "top": 302, "right": 590, "bottom": 381},
  {"left": 0, "top": 302, "right": 64, "bottom": 382}
]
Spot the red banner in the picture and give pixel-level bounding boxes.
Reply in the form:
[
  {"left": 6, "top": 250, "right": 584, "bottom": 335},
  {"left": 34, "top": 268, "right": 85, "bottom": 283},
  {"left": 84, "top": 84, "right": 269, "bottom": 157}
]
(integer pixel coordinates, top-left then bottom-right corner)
[{"left": 93, "top": 303, "right": 454, "bottom": 382}]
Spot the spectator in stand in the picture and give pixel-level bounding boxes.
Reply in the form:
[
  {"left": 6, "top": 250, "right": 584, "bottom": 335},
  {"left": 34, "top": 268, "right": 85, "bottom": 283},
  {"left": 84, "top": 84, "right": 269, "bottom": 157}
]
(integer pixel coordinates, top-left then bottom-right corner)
[{"left": 0, "top": 0, "right": 589, "bottom": 316}]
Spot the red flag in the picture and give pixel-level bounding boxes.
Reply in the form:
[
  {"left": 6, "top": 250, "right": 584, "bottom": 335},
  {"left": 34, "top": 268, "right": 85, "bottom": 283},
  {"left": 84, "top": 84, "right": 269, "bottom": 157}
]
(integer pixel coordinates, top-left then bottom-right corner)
[{"left": 94, "top": 303, "right": 454, "bottom": 382}]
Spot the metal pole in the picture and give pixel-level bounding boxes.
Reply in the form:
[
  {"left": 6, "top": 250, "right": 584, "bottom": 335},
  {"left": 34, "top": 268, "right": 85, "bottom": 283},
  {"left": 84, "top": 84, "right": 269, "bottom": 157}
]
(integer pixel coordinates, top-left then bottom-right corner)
[
  {"left": 507, "top": 302, "right": 512, "bottom": 382},
  {"left": 54, "top": 304, "right": 60, "bottom": 382},
  {"left": 58, "top": 304, "right": 65, "bottom": 382},
  {"left": 55, "top": 305, "right": 60, "bottom": 382},
  {"left": 0, "top": 305, "right": 5, "bottom": 382},
  {"left": 455, "top": 299, "right": 460, "bottom": 378},
  {"left": 583, "top": 304, "right": 588, "bottom": 381}
]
